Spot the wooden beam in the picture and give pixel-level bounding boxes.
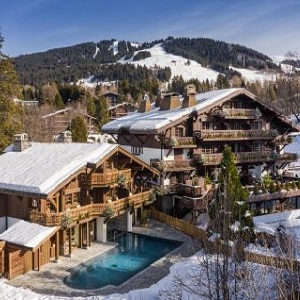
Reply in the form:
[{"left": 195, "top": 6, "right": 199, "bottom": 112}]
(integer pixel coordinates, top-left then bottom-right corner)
[
  {"left": 68, "top": 229, "right": 72, "bottom": 256},
  {"left": 55, "top": 231, "right": 59, "bottom": 261}
]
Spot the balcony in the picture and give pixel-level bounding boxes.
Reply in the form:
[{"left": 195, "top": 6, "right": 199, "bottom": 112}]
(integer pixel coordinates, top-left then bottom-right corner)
[
  {"left": 193, "top": 151, "right": 298, "bottom": 166},
  {"left": 222, "top": 108, "right": 260, "bottom": 119},
  {"left": 81, "top": 169, "right": 131, "bottom": 187},
  {"left": 29, "top": 191, "right": 151, "bottom": 226},
  {"left": 198, "top": 130, "right": 277, "bottom": 141},
  {"left": 248, "top": 188, "right": 300, "bottom": 203},
  {"left": 164, "top": 137, "right": 197, "bottom": 148},
  {"left": 151, "top": 160, "right": 195, "bottom": 172},
  {"left": 177, "top": 183, "right": 203, "bottom": 197}
]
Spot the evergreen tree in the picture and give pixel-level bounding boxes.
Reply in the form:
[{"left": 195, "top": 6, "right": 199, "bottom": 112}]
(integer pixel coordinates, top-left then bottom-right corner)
[
  {"left": 208, "top": 145, "right": 254, "bottom": 243},
  {"left": 70, "top": 115, "right": 87, "bottom": 142},
  {"left": 0, "top": 32, "right": 23, "bottom": 151},
  {"left": 54, "top": 93, "right": 65, "bottom": 110},
  {"left": 94, "top": 95, "right": 109, "bottom": 130}
]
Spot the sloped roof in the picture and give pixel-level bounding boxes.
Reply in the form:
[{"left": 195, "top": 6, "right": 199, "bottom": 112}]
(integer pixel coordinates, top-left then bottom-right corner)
[
  {"left": 0, "top": 219, "right": 58, "bottom": 250},
  {"left": 0, "top": 142, "right": 117, "bottom": 196},
  {"left": 102, "top": 88, "right": 300, "bottom": 134},
  {"left": 102, "top": 88, "right": 240, "bottom": 134}
]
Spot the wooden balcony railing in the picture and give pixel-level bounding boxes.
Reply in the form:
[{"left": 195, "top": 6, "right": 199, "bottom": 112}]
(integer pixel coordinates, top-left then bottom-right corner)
[
  {"left": 81, "top": 169, "right": 131, "bottom": 187},
  {"left": 177, "top": 183, "right": 203, "bottom": 197},
  {"left": 198, "top": 129, "right": 277, "bottom": 141},
  {"left": 29, "top": 191, "right": 151, "bottom": 226},
  {"left": 164, "top": 137, "right": 196, "bottom": 148},
  {"left": 151, "top": 160, "right": 195, "bottom": 171},
  {"left": 248, "top": 189, "right": 300, "bottom": 203},
  {"left": 223, "top": 108, "right": 259, "bottom": 119},
  {"left": 193, "top": 151, "right": 298, "bottom": 166}
]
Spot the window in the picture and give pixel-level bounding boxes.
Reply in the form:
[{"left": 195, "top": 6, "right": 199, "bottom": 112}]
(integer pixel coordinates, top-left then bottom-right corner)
[
  {"left": 202, "top": 122, "right": 210, "bottom": 130},
  {"left": 65, "top": 194, "right": 72, "bottom": 206},
  {"left": 175, "top": 127, "right": 184, "bottom": 137},
  {"left": 253, "top": 142, "right": 262, "bottom": 152},
  {"left": 131, "top": 146, "right": 143, "bottom": 155},
  {"left": 252, "top": 121, "right": 262, "bottom": 130},
  {"left": 73, "top": 193, "right": 79, "bottom": 203},
  {"left": 202, "top": 144, "right": 214, "bottom": 154}
]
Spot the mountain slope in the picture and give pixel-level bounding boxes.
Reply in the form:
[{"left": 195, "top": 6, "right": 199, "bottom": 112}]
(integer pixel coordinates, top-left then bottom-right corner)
[{"left": 13, "top": 37, "right": 280, "bottom": 85}]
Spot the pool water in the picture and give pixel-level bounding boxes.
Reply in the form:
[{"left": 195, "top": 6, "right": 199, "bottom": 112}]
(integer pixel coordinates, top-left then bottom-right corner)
[{"left": 64, "top": 232, "right": 182, "bottom": 290}]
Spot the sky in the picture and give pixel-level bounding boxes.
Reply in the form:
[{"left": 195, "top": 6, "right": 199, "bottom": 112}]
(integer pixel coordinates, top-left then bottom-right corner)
[{"left": 1, "top": 0, "right": 300, "bottom": 57}]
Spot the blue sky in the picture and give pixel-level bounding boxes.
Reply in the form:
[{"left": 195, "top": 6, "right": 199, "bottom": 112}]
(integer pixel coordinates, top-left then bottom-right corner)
[{"left": 1, "top": 0, "right": 300, "bottom": 57}]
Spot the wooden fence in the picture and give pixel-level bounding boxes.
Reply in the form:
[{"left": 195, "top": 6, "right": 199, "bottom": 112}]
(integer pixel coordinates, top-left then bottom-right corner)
[{"left": 150, "top": 207, "right": 300, "bottom": 270}]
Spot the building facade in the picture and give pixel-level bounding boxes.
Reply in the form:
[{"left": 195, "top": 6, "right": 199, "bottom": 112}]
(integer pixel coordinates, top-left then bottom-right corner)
[
  {"left": 0, "top": 133, "right": 158, "bottom": 279},
  {"left": 102, "top": 87, "right": 300, "bottom": 215}
]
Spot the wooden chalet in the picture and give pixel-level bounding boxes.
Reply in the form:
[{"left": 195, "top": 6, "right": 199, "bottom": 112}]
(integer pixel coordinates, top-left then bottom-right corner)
[
  {"left": 0, "top": 133, "right": 158, "bottom": 279},
  {"left": 102, "top": 87, "right": 300, "bottom": 215}
]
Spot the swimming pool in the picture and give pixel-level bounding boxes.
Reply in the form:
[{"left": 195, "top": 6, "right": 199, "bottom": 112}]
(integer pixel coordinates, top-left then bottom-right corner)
[{"left": 64, "top": 232, "right": 182, "bottom": 290}]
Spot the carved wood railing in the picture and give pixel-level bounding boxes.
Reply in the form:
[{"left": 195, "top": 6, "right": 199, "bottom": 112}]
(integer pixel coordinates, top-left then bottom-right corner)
[
  {"left": 81, "top": 169, "right": 131, "bottom": 187},
  {"left": 29, "top": 190, "right": 151, "bottom": 226},
  {"left": 248, "top": 189, "right": 300, "bottom": 203},
  {"left": 151, "top": 160, "right": 195, "bottom": 171},
  {"left": 164, "top": 137, "right": 196, "bottom": 148},
  {"left": 198, "top": 129, "right": 277, "bottom": 141},
  {"left": 193, "top": 152, "right": 298, "bottom": 166}
]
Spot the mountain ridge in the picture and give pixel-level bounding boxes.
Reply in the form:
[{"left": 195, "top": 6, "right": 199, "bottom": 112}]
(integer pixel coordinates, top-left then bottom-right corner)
[{"left": 13, "top": 37, "right": 282, "bottom": 85}]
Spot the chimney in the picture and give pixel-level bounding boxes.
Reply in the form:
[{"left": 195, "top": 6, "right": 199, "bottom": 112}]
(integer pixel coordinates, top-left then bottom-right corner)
[
  {"left": 138, "top": 94, "right": 152, "bottom": 113},
  {"left": 182, "top": 84, "right": 197, "bottom": 108},
  {"left": 160, "top": 93, "right": 181, "bottom": 111},
  {"left": 13, "top": 133, "right": 31, "bottom": 152},
  {"left": 56, "top": 131, "right": 72, "bottom": 143}
]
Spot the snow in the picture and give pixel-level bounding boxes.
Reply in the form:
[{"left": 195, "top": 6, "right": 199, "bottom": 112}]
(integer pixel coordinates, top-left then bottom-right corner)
[
  {"left": 93, "top": 46, "right": 100, "bottom": 58},
  {"left": 118, "top": 43, "right": 220, "bottom": 82},
  {"left": 0, "top": 142, "right": 117, "bottom": 195},
  {"left": 229, "top": 66, "right": 278, "bottom": 82},
  {"left": 0, "top": 219, "right": 57, "bottom": 249},
  {"left": 102, "top": 88, "right": 240, "bottom": 134},
  {"left": 108, "top": 41, "right": 119, "bottom": 56}
]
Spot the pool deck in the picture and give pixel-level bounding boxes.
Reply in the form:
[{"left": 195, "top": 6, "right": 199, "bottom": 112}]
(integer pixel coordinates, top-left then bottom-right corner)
[{"left": 7, "top": 219, "right": 200, "bottom": 297}]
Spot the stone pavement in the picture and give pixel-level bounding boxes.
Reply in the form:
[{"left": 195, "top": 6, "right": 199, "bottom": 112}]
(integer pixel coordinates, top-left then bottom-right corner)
[{"left": 8, "top": 219, "right": 200, "bottom": 297}]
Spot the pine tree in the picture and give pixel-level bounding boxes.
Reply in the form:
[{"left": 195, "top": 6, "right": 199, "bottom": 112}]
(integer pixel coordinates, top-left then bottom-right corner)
[
  {"left": 208, "top": 145, "right": 254, "bottom": 243},
  {"left": 0, "top": 32, "right": 23, "bottom": 151},
  {"left": 94, "top": 95, "right": 109, "bottom": 130},
  {"left": 70, "top": 115, "right": 87, "bottom": 142}
]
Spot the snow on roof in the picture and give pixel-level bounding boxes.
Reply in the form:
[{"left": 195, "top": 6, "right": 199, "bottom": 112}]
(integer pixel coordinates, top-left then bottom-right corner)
[
  {"left": 0, "top": 142, "right": 117, "bottom": 196},
  {"left": 0, "top": 219, "right": 57, "bottom": 249},
  {"left": 102, "top": 88, "right": 240, "bottom": 134}
]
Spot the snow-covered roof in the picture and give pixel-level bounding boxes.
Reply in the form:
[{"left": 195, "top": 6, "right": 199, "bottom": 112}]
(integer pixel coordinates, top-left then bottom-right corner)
[
  {"left": 102, "top": 88, "right": 241, "bottom": 134},
  {"left": 0, "top": 219, "right": 58, "bottom": 249},
  {"left": 0, "top": 142, "right": 117, "bottom": 196}
]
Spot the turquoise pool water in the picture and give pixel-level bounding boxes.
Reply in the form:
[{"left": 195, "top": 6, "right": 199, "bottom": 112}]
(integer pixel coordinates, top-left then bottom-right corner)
[{"left": 64, "top": 232, "right": 182, "bottom": 290}]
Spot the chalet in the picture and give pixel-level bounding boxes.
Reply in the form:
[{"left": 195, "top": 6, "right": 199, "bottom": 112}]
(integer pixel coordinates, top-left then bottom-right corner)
[
  {"left": 102, "top": 87, "right": 300, "bottom": 215},
  {"left": 40, "top": 108, "right": 98, "bottom": 141},
  {"left": 0, "top": 133, "right": 158, "bottom": 279}
]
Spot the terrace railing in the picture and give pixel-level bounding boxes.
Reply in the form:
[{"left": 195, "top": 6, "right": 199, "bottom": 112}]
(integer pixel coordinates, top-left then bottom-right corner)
[
  {"left": 164, "top": 137, "right": 197, "bottom": 148},
  {"left": 81, "top": 169, "right": 131, "bottom": 187},
  {"left": 30, "top": 191, "right": 151, "bottom": 226},
  {"left": 193, "top": 151, "right": 298, "bottom": 166},
  {"left": 198, "top": 129, "right": 277, "bottom": 141},
  {"left": 151, "top": 160, "right": 195, "bottom": 172}
]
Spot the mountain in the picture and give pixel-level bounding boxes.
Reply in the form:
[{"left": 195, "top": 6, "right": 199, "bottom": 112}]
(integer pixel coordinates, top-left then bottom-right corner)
[{"left": 13, "top": 37, "right": 281, "bottom": 85}]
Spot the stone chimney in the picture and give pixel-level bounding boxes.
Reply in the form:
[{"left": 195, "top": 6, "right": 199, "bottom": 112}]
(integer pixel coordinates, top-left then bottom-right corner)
[
  {"left": 56, "top": 131, "right": 72, "bottom": 143},
  {"left": 160, "top": 92, "right": 181, "bottom": 111},
  {"left": 13, "top": 133, "right": 31, "bottom": 152},
  {"left": 182, "top": 84, "right": 197, "bottom": 108},
  {"left": 138, "top": 94, "right": 152, "bottom": 113}
]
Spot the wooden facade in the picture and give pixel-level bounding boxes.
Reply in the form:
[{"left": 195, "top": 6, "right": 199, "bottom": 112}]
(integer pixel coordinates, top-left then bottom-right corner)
[
  {"left": 0, "top": 141, "right": 158, "bottom": 279},
  {"left": 103, "top": 87, "right": 300, "bottom": 215}
]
